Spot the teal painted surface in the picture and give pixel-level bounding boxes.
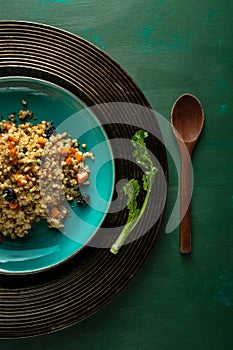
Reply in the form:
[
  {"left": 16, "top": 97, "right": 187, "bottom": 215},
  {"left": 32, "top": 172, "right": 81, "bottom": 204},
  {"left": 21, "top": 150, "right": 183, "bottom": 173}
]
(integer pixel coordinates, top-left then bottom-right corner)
[{"left": 0, "top": 0, "right": 232, "bottom": 348}]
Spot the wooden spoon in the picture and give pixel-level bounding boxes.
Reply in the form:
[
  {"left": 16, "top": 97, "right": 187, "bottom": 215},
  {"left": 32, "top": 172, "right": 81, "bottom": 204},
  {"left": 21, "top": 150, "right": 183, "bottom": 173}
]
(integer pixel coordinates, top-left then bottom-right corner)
[{"left": 171, "top": 94, "right": 204, "bottom": 253}]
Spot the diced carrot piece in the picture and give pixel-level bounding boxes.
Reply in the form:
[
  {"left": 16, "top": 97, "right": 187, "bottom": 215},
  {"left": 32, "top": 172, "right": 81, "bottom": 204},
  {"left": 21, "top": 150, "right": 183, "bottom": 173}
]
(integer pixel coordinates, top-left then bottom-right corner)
[
  {"left": 9, "top": 148, "right": 17, "bottom": 157},
  {"left": 37, "top": 123, "right": 44, "bottom": 129},
  {"left": 13, "top": 174, "right": 27, "bottom": 185},
  {"left": 65, "top": 156, "right": 73, "bottom": 165},
  {"left": 5, "top": 122, "right": 12, "bottom": 131},
  {"left": 69, "top": 147, "right": 76, "bottom": 154},
  {"left": 68, "top": 148, "right": 83, "bottom": 162},
  {"left": 38, "top": 137, "right": 46, "bottom": 147},
  {"left": 9, "top": 201, "right": 18, "bottom": 209},
  {"left": 13, "top": 174, "right": 21, "bottom": 181},
  {"left": 73, "top": 152, "right": 83, "bottom": 162},
  {"left": 8, "top": 141, "right": 13, "bottom": 149},
  {"left": 8, "top": 135, "right": 19, "bottom": 143},
  {"left": 51, "top": 207, "right": 60, "bottom": 218},
  {"left": 60, "top": 147, "right": 70, "bottom": 156},
  {"left": 77, "top": 171, "right": 89, "bottom": 183}
]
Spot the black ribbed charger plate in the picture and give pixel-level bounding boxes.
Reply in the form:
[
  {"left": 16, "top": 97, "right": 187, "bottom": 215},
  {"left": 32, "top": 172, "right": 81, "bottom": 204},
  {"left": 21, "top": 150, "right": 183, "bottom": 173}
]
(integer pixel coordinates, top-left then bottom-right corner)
[{"left": 0, "top": 21, "right": 168, "bottom": 338}]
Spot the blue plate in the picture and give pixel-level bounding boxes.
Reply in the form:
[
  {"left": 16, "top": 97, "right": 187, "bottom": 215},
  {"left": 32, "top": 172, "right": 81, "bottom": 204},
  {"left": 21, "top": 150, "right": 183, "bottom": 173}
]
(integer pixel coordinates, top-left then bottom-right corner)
[{"left": 0, "top": 77, "right": 114, "bottom": 274}]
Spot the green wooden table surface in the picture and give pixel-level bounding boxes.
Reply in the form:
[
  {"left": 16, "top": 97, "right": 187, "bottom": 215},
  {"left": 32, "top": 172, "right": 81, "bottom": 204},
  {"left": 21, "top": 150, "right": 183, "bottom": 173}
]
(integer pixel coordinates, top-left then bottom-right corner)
[{"left": 0, "top": 0, "right": 232, "bottom": 349}]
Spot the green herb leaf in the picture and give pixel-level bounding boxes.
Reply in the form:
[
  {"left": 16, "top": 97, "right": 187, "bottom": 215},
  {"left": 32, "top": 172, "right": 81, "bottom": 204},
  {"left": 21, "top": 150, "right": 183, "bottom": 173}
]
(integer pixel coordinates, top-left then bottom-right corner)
[
  {"left": 123, "top": 179, "right": 140, "bottom": 222},
  {"left": 132, "top": 130, "right": 153, "bottom": 171},
  {"left": 110, "top": 129, "right": 158, "bottom": 255}
]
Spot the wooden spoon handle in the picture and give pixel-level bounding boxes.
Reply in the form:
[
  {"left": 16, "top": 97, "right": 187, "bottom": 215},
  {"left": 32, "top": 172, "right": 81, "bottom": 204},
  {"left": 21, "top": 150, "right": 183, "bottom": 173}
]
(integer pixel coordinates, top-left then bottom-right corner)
[
  {"left": 180, "top": 205, "right": 191, "bottom": 253},
  {"left": 180, "top": 151, "right": 192, "bottom": 253}
]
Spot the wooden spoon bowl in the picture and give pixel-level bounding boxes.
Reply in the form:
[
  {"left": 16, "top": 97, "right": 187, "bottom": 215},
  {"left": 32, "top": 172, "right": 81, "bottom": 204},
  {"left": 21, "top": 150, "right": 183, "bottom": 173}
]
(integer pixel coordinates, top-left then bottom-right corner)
[{"left": 171, "top": 94, "right": 204, "bottom": 253}]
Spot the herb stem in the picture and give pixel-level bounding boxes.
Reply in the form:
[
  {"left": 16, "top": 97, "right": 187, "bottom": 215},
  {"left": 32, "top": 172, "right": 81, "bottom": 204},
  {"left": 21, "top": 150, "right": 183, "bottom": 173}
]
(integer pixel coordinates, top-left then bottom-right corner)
[
  {"left": 110, "top": 168, "right": 158, "bottom": 255},
  {"left": 110, "top": 130, "right": 158, "bottom": 255}
]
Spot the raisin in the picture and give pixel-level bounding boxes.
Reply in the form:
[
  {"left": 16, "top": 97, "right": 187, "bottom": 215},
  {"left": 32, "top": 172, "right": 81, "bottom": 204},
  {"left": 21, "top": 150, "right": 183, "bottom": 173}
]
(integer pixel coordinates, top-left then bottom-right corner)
[
  {"left": 71, "top": 140, "right": 79, "bottom": 148},
  {"left": 2, "top": 188, "right": 17, "bottom": 203},
  {"left": 45, "top": 122, "right": 56, "bottom": 138},
  {"left": 76, "top": 193, "right": 90, "bottom": 206}
]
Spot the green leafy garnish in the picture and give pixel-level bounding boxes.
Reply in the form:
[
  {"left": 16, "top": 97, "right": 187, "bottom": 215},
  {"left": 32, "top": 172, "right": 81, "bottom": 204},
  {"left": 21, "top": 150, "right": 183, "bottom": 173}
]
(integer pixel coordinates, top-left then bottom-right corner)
[
  {"left": 110, "top": 130, "right": 158, "bottom": 254},
  {"left": 124, "top": 179, "right": 141, "bottom": 222}
]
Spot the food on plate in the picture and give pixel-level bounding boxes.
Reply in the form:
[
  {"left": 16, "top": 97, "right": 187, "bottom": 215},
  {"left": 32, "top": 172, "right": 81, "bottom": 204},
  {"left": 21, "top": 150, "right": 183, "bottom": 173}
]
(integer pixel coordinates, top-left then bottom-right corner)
[{"left": 0, "top": 107, "right": 94, "bottom": 241}]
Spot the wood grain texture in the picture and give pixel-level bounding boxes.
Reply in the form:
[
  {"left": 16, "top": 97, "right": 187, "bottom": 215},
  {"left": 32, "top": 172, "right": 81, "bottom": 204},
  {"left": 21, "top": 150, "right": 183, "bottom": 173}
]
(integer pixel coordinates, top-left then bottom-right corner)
[
  {"left": 0, "top": 0, "right": 233, "bottom": 349},
  {"left": 171, "top": 94, "right": 204, "bottom": 254}
]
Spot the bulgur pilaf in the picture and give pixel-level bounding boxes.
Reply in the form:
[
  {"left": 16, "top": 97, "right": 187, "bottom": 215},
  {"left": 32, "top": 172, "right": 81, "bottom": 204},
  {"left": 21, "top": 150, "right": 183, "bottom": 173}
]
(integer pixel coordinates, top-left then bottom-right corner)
[{"left": 0, "top": 116, "right": 94, "bottom": 241}]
